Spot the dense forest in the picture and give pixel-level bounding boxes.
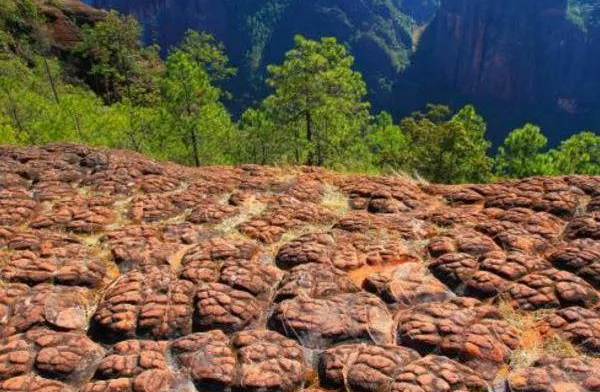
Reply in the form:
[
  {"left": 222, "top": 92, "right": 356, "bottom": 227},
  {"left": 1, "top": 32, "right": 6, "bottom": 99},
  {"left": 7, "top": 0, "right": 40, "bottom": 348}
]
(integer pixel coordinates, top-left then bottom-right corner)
[
  {"left": 1, "top": 0, "right": 599, "bottom": 183},
  {"left": 86, "top": 0, "right": 600, "bottom": 144}
]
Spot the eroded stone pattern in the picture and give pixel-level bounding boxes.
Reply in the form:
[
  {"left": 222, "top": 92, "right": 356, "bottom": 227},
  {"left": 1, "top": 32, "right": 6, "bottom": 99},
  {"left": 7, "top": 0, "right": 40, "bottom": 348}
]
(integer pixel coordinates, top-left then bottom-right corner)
[
  {"left": 170, "top": 330, "right": 236, "bottom": 389},
  {"left": 507, "top": 356, "right": 600, "bottom": 392},
  {"left": 0, "top": 375, "right": 76, "bottom": 392},
  {"left": 364, "top": 263, "right": 453, "bottom": 307},
  {"left": 319, "top": 343, "right": 420, "bottom": 392},
  {"left": 335, "top": 212, "right": 434, "bottom": 240},
  {"left": 276, "top": 231, "right": 416, "bottom": 271},
  {"left": 170, "top": 329, "right": 310, "bottom": 392},
  {"left": 186, "top": 199, "right": 239, "bottom": 224},
  {"left": 270, "top": 292, "right": 394, "bottom": 349},
  {"left": 429, "top": 251, "right": 549, "bottom": 298},
  {"left": 507, "top": 268, "right": 599, "bottom": 310},
  {"left": 538, "top": 307, "right": 600, "bottom": 354},
  {"left": 92, "top": 267, "right": 195, "bottom": 340},
  {"left": 390, "top": 355, "right": 489, "bottom": 392},
  {"left": 102, "top": 223, "right": 208, "bottom": 271},
  {"left": 238, "top": 195, "right": 338, "bottom": 244},
  {"left": 232, "top": 330, "right": 310, "bottom": 392},
  {"left": 0, "top": 284, "right": 93, "bottom": 337},
  {"left": 83, "top": 340, "right": 175, "bottom": 392},
  {"left": 274, "top": 263, "right": 360, "bottom": 302},
  {"left": 194, "top": 282, "right": 263, "bottom": 333},
  {"left": 550, "top": 239, "right": 600, "bottom": 288},
  {"left": 564, "top": 212, "right": 600, "bottom": 240},
  {"left": 30, "top": 197, "right": 116, "bottom": 233},
  {"left": 395, "top": 298, "right": 519, "bottom": 379},
  {"left": 340, "top": 176, "right": 425, "bottom": 213},
  {"left": 1, "top": 145, "right": 600, "bottom": 392},
  {"left": 0, "top": 190, "right": 37, "bottom": 227},
  {"left": 179, "top": 237, "right": 260, "bottom": 285},
  {"left": 1, "top": 244, "right": 106, "bottom": 287},
  {"left": 0, "top": 228, "right": 81, "bottom": 253},
  {"left": 0, "top": 328, "right": 104, "bottom": 389},
  {"left": 481, "top": 177, "right": 584, "bottom": 217}
]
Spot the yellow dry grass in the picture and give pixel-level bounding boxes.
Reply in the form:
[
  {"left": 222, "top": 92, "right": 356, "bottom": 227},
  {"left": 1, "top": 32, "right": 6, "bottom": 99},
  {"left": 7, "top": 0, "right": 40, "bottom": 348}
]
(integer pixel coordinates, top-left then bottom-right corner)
[
  {"left": 498, "top": 300, "right": 579, "bottom": 370},
  {"left": 320, "top": 184, "right": 349, "bottom": 217}
]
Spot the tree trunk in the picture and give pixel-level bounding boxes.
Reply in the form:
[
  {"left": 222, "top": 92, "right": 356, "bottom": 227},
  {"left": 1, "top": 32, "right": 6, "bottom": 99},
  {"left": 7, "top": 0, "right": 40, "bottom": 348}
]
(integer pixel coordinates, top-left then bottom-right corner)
[
  {"left": 306, "top": 110, "right": 314, "bottom": 166},
  {"left": 43, "top": 58, "right": 60, "bottom": 104},
  {"left": 190, "top": 128, "right": 201, "bottom": 167}
]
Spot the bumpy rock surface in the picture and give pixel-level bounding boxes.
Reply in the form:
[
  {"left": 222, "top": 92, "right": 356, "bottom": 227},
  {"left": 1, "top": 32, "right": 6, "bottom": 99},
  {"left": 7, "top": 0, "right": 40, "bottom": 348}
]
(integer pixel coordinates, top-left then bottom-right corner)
[
  {"left": 1, "top": 144, "right": 600, "bottom": 391},
  {"left": 507, "top": 356, "right": 600, "bottom": 392},
  {"left": 395, "top": 297, "right": 519, "bottom": 379}
]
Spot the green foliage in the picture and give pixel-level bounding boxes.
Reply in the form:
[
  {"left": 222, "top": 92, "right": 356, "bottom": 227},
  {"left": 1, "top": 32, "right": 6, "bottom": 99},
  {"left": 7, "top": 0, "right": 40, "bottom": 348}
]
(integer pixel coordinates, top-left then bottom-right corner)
[
  {"left": 401, "top": 104, "right": 493, "bottom": 183},
  {"left": 0, "top": 2, "right": 598, "bottom": 182},
  {"left": 0, "top": 0, "right": 46, "bottom": 59},
  {"left": 75, "top": 11, "right": 161, "bottom": 104},
  {"left": 178, "top": 30, "right": 236, "bottom": 84},
  {"left": 551, "top": 131, "right": 600, "bottom": 175},
  {"left": 368, "top": 111, "right": 409, "bottom": 172},
  {"left": 158, "top": 50, "right": 235, "bottom": 166},
  {"left": 260, "top": 35, "right": 371, "bottom": 169},
  {"left": 495, "top": 124, "right": 552, "bottom": 178},
  {"left": 236, "top": 107, "right": 283, "bottom": 165},
  {"left": 0, "top": 54, "right": 128, "bottom": 146}
]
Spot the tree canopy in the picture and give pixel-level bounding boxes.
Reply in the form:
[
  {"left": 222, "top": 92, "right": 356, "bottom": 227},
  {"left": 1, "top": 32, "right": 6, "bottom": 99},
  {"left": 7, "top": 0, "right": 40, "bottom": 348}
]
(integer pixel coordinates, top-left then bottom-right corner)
[{"left": 1, "top": 4, "right": 599, "bottom": 183}]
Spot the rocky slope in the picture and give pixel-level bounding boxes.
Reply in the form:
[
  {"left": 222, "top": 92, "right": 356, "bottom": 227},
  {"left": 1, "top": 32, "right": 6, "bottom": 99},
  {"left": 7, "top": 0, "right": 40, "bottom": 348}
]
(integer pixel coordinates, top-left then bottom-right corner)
[
  {"left": 1, "top": 144, "right": 599, "bottom": 392},
  {"left": 35, "top": 0, "right": 105, "bottom": 51}
]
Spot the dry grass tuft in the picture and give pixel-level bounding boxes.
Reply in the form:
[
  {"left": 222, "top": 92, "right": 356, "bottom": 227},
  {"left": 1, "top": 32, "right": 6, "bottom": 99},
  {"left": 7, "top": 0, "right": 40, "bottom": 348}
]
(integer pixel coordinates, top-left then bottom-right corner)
[
  {"left": 215, "top": 196, "right": 267, "bottom": 234},
  {"left": 498, "top": 300, "right": 579, "bottom": 370},
  {"left": 320, "top": 184, "right": 349, "bottom": 216},
  {"left": 266, "top": 224, "right": 333, "bottom": 257}
]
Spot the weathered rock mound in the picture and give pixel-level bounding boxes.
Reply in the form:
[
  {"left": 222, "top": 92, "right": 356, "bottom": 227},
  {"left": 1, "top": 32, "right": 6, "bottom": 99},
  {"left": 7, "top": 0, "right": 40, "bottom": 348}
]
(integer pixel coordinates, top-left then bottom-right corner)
[{"left": 1, "top": 143, "right": 600, "bottom": 392}]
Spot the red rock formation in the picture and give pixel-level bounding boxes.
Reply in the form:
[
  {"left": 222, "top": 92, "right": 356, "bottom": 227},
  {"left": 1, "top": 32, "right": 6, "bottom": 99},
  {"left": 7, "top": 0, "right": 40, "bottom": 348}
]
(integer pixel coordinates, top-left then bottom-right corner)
[
  {"left": 1, "top": 143, "right": 600, "bottom": 391},
  {"left": 37, "top": 0, "right": 105, "bottom": 51}
]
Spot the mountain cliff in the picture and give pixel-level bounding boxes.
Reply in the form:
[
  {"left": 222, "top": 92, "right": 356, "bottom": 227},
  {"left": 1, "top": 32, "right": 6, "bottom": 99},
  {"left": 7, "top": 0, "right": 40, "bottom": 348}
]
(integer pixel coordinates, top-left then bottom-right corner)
[
  {"left": 89, "top": 0, "right": 439, "bottom": 109},
  {"left": 412, "top": 0, "right": 600, "bottom": 111},
  {"left": 399, "top": 0, "right": 600, "bottom": 144},
  {"left": 82, "top": 0, "right": 600, "bottom": 142}
]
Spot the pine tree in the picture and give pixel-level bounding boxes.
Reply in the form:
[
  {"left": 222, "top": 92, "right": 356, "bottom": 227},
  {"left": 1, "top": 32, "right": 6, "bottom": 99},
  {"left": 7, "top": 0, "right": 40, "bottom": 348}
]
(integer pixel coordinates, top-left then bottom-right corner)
[{"left": 263, "top": 35, "right": 371, "bottom": 168}]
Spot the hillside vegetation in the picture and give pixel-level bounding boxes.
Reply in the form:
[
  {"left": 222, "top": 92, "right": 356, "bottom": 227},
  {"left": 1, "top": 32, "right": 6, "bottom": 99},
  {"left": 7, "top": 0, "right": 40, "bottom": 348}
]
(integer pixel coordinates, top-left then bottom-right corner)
[{"left": 1, "top": 0, "right": 599, "bottom": 183}]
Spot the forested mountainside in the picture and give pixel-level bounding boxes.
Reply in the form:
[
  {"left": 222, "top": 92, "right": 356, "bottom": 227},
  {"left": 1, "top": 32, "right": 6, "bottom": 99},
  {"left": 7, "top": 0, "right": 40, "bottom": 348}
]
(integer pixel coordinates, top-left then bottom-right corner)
[
  {"left": 87, "top": 0, "right": 600, "bottom": 143},
  {"left": 89, "top": 0, "right": 440, "bottom": 110},
  {"left": 2, "top": 0, "right": 599, "bottom": 179},
  {"left": 400, "top": 0, "right": 600, "bottom": 145}
]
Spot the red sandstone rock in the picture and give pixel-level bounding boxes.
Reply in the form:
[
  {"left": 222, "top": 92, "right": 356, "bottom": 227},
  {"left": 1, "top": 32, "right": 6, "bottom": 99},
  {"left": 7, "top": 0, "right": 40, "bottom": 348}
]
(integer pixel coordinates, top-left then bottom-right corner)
[
  {"left": 1, "top": 244, "right": 106, "bottom": 287},
  {"left": 538, "top": 306, "right": 600, "bottom": 354},
  {"left": 0, "top": 284, "right": 93, "bottom": 337},
  {"left": 0, "top": 144, "right": 599, "bottom": 391},
  {"left": 92, "top": 267, "right": 195, "bottom": 340},
  {"left": 0, "top": 328, "right": 104, "bottom": 388},
  {"left": 270, "top": 292, "right": 394, "bottom": 349},
  {"left": 364, "top": 262, "right": 453, "bottom": 307},
  {"left": 550, "top": 239, "right": 600, "bottom": 289},
  {"left": 319, "top": 343, "right": 420, "bottom": 392},
  {"left": 507, "top": 356, "right": 600, "bottom": 392},
  {"left": 274, "top": 263, "right": 360, "bottom": 301},
  {"left": 395, "top": 297, "right": 519, "bottom": 379}
]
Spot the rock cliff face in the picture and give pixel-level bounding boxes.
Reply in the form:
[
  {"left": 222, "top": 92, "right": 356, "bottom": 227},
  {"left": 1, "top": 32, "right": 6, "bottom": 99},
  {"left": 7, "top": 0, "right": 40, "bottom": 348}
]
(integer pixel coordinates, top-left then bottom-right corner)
[
  {"left": 1, "top": 143, "right": 600, "bottom": 391},
  {"left": 36, "top": 0, "right": 105, "bottom": 51},
  {"left": 412, "top": 0, "right": 600, "bottom": 114}
]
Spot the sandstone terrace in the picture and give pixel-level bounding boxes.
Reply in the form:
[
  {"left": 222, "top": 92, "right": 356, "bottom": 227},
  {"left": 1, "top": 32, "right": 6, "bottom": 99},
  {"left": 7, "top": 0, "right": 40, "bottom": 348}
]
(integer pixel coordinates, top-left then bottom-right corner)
[{"left": 0, "top": 143, "right": 599, "bottom": 392}]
